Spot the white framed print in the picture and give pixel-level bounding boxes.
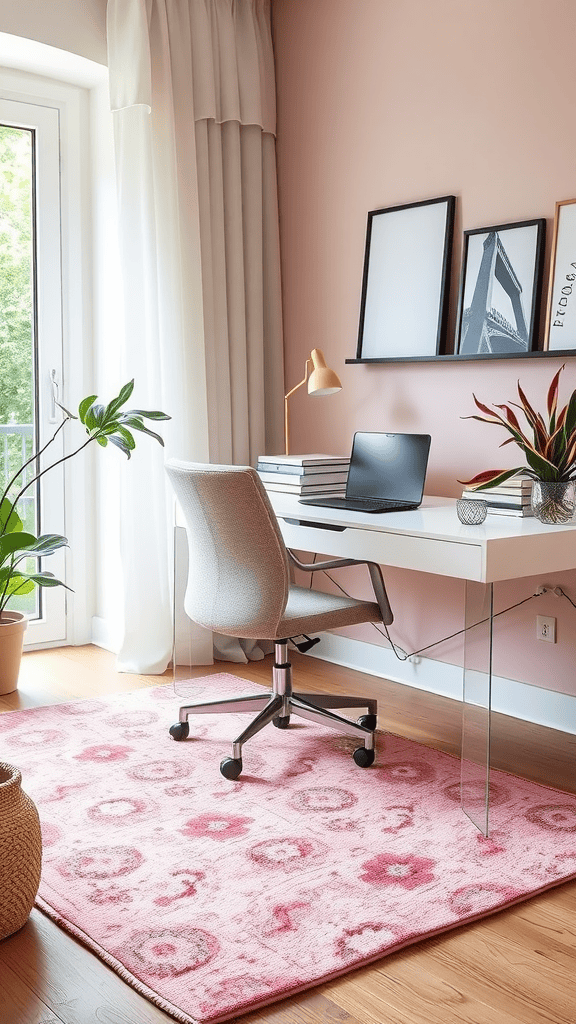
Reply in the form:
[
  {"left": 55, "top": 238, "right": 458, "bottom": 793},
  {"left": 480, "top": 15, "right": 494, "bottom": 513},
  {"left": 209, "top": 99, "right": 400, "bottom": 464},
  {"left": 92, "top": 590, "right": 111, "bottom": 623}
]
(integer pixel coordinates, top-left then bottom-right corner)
[{"left": 544, "top": 199, "right": 576, "bottom": 351}]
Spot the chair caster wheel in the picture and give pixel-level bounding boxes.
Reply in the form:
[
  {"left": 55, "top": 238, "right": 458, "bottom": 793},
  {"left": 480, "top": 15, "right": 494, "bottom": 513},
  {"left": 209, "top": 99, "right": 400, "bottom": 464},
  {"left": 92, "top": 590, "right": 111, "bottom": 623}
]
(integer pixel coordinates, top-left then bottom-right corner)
[
  {"left": 220, "top": 757, "right": 243, "bottom": 780},
  {"left": 169, "top": 722, "right": 189, "bottom": 741},
  {"left": 353, "top": 746, "right": 375, "bottom": 768},
  {"left": 357, "top": 714, "right": 377, "bottom": 731},
  {"left": 273, "top": 715, "right": 290, "bottom": 729}
]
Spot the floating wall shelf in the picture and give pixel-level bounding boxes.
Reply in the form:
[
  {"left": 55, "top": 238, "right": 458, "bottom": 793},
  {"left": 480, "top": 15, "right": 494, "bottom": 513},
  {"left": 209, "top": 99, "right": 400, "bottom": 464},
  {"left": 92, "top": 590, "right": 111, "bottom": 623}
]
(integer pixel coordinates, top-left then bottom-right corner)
[{"left": 346, "top": 349, "right": 576, "bottom": 365}]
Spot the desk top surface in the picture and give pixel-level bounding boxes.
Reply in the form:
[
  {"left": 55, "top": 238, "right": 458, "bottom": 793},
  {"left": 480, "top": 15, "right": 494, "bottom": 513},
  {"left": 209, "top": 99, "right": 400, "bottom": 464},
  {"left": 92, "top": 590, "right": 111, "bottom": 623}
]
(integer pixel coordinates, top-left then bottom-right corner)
[{"left": 267, "top": 492, "right": 576, "bottom": 582}]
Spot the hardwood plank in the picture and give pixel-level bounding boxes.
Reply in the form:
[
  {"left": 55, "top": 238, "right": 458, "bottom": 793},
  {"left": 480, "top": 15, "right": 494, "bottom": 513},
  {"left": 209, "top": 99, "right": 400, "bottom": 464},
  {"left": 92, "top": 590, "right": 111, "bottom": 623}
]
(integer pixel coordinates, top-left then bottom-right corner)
[
  {"left": 0, "top": 956, "right": 60, "bottom": 1024},
  {"left": 323, "top": 960, "right": 535, "bottom": 1024},
  {"left": 244, "top": 990, "right": 365, "bottom": 1023},
  {"left": 420, "top": 921, "right": 576, "bottom": 1024},
  {"left": 0, "top": 910, "right": 175, "bottom": 1024}
]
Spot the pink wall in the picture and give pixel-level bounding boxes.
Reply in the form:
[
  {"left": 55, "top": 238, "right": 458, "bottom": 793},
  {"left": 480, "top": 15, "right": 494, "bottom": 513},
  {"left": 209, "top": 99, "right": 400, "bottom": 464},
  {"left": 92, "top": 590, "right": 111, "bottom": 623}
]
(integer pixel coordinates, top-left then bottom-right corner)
[{"left": 272, "top": 0, "right": 576, "bottom": 696}]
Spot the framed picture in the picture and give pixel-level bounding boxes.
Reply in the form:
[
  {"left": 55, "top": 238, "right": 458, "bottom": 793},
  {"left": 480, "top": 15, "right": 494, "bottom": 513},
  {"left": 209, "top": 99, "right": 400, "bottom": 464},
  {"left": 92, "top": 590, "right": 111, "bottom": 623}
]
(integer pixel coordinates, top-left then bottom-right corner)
[
  {"left": 355, "top": 195, "right": 455, "bottom": 360},
  {"left": 544, "top": 199, "right": 576, "bottom": 351},
  {"left": 455, "top": 219, "right": 545, "bottom": 356}
]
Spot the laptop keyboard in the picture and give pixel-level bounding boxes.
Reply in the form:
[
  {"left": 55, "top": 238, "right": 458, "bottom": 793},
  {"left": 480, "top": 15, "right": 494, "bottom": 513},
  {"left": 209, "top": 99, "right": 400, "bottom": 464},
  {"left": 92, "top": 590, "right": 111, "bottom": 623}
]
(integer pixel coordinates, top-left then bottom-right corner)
[{"left": 348, "top": 497, "right": 409, "bottom": 511}]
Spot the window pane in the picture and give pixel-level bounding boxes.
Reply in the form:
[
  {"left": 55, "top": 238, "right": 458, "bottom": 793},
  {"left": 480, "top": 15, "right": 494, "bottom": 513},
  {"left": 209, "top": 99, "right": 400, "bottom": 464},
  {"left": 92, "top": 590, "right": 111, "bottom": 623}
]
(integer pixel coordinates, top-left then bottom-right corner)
[{"left": 0, "top": 124, "right": 38, "bottom": 616}]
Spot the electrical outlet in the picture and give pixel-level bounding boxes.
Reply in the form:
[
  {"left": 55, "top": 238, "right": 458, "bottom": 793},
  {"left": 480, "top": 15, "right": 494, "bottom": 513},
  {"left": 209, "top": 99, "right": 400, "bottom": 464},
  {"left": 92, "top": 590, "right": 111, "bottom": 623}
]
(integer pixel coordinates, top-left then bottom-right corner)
[{"left": 536, "top": 615, "right": 556, "bottom": 643}]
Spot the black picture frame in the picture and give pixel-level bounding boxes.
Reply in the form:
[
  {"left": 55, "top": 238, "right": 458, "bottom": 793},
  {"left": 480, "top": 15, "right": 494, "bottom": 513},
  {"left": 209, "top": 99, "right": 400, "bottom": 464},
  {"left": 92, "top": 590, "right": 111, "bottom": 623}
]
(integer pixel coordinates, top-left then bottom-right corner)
[
  {"left": 355, "top": 195, "right": 455, "bottom": 360},
  {"left": 455, "top": 219, "right": 545, "bottom": 356}
]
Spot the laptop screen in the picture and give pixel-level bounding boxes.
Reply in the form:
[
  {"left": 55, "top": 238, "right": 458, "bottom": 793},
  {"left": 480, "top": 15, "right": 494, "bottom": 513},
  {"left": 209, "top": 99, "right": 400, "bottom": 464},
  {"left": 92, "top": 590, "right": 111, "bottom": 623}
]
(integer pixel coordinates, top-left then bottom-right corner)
[{"left": 346, "top": 432, "right": 431, "bottom": 502}]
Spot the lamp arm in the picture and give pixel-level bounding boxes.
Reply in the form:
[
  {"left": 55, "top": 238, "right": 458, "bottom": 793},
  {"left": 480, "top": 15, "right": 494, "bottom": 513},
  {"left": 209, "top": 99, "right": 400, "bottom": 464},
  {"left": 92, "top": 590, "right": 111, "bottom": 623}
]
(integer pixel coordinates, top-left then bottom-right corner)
[{"left": 284, "top": 358, "right": 312, "bottom": 455}]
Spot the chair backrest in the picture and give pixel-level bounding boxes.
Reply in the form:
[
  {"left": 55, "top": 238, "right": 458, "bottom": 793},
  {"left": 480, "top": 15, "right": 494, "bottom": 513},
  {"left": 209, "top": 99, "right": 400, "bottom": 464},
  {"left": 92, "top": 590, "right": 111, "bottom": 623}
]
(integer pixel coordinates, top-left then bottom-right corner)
[{"left": 165, "top": 460, "right": 290, "bottom": 639}]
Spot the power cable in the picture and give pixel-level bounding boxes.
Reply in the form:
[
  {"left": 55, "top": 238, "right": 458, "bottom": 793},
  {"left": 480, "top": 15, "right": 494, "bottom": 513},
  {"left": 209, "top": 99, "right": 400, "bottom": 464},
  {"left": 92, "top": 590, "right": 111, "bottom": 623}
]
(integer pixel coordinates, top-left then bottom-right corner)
[{"left": 320, "top": 569, "right": 555, "bottom": 663}]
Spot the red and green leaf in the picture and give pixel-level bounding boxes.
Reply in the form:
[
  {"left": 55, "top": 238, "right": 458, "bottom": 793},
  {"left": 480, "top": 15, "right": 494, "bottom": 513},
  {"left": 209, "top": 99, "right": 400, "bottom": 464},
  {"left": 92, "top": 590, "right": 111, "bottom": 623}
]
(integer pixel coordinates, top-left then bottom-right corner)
[{"left": 458, "top": 468, "right": 524, "bottom": 489}]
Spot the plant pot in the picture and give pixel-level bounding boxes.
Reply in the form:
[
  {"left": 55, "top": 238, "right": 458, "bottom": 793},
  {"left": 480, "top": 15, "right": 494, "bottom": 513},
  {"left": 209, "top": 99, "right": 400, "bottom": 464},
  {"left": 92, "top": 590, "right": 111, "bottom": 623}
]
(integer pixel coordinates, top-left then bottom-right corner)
[
  {"left": 531, "top": 480, "right": 576, "bottom": 525},
  {"left": 0, "top": 762, "right": 42, "bottom": 939},
  {"left": 0, "top": 612, "right": 28, "bottom": 695}
]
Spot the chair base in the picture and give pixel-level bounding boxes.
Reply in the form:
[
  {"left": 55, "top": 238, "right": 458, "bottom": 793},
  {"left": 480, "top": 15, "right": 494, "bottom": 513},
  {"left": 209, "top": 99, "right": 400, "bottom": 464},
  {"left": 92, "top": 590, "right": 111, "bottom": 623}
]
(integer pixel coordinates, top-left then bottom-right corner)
[{"left": 169, "top": 641, "right": 378, "bottom": 778}]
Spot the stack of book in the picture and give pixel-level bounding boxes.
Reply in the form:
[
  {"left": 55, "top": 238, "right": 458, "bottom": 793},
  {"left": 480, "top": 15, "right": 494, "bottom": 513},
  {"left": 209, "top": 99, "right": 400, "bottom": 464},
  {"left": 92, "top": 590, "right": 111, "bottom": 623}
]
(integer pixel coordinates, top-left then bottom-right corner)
[
  {"left": 461, "top": 475, "right": 534, "bottom": 517},
  {"left": 257, "top": 453, "right": 350, "bottom": 496}
]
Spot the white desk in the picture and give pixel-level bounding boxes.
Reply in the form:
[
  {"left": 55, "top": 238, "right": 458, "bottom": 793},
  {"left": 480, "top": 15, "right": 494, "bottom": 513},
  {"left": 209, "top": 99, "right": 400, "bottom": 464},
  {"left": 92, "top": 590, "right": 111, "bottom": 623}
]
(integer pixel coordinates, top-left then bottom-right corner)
[{"left": 267, "top": 492, "right": 576, "bottom": 833}]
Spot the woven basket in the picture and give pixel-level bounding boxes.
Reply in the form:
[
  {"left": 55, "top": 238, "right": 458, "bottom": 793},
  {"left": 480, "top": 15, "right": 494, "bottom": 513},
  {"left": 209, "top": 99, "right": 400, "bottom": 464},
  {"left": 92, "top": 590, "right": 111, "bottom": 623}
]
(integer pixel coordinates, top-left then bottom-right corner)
[{"left": 0, "top": 762, "right": 42, "bottom": 940}]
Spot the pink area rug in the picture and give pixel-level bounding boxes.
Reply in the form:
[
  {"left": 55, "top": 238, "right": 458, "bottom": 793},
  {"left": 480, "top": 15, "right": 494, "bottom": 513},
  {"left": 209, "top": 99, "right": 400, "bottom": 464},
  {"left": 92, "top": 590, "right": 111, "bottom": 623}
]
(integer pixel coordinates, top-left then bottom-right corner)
[{"left": 1, "top": 674, "right": 576, "bottom": 1024}]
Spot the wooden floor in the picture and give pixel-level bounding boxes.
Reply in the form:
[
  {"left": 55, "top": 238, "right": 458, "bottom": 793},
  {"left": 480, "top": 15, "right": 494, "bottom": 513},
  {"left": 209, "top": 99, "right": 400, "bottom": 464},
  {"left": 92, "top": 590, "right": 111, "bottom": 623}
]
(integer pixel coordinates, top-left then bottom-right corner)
[{"left": 0, "top": 645, "right": 575, "bottom": 1024}]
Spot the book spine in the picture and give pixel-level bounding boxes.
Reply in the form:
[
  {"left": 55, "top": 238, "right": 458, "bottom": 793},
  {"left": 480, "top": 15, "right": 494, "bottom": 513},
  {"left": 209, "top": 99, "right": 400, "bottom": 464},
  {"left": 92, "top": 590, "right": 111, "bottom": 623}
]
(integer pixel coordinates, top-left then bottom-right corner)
[
  {"left": 257, "top": 456, "right": 349, "bottom": 468},
  {"left": 461, "top": 491, "right": 531, "bottom": 507},
  {"left": 263, "top": 483, "right": 346, "bottom": 494},
  {"left": 487, "top": 506, "right": 534, "bottom": 516},
  {"left": 258, "top": 471, "right": 349, "bottom": 486}
]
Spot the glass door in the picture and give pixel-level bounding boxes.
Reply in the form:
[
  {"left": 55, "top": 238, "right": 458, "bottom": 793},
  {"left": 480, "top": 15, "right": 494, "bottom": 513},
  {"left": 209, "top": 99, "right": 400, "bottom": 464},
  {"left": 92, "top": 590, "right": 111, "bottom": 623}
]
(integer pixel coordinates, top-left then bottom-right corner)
[{"left": 1, "top": 98, "right": 66, "bottom": 645}]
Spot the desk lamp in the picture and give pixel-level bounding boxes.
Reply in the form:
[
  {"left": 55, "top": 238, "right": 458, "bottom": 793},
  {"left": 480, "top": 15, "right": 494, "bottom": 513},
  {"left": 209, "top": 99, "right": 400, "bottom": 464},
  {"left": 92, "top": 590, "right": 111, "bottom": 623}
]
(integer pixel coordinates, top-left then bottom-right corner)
[{"left": 284, "top": 348, "right": 342, "bottom": 455}]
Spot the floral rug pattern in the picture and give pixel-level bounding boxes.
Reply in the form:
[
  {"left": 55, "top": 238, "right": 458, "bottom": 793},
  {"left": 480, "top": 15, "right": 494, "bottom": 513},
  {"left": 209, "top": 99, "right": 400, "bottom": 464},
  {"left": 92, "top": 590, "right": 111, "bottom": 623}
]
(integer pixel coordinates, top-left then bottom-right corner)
[{"left": 1, "top": 674, "right": 575, "bottom": 1024}]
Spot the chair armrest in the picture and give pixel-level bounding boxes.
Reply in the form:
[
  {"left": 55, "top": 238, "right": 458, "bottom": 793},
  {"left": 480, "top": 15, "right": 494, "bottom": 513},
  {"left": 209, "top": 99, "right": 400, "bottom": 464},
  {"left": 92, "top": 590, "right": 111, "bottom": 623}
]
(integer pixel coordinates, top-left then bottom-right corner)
[
  {"left": 287, "top": 550, "right": 394, "bottom": 625},
  {"left": 287, "top": 550, "right": 361, "bottom": 573}
]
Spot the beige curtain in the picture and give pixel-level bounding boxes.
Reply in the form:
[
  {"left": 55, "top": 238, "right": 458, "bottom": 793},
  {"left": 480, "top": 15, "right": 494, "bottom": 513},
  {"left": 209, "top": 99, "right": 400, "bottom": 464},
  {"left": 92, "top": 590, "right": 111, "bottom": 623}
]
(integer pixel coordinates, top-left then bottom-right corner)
[{"left": 106, "top": 0, "right": 284, "bottom": 670}]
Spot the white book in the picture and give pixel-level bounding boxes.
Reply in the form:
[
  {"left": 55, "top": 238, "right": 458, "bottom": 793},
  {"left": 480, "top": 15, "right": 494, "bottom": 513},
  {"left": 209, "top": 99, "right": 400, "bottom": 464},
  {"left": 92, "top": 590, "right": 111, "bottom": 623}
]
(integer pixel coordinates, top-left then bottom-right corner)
[
  {"left": 258, "top": 470, "right": 349, "bottom": 486},
  {"left": 257, "top": 453, "right": 350, "bottom": 468},
  {"left": 257, "top": 460, "right": 350, "bottom": 476},
  {"left": 487, "top": 505, "right": 534, "bottom": 517},
  {"left": 479, "top": 481, "right": 528, "bottom": 493},
  {"left": 263, "top": 482, "right": 347, "bottom": 494},
  {"left": 462, "top": 490, "right": 530, "bottom": 508}
]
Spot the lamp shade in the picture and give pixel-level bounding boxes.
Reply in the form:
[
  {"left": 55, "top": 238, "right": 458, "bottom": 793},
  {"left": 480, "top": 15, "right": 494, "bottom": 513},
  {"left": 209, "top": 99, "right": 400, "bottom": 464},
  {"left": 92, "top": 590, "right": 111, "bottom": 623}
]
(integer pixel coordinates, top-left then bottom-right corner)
[{"left": 307, "top": 348, "right": 342, "bottom": 396}]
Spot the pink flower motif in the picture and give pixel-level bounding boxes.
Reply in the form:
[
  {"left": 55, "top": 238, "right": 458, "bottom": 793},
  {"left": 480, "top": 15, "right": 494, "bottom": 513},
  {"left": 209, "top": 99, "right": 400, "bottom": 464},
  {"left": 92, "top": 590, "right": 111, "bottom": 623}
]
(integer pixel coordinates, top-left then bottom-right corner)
[
  {"left": 180, "top": 813, "right": 253, "bottom": 841},
  {"left": 360, "top": 852, "right": 436, "bottom": 889},
  {"left": 75, "top": 744, "right": 132, "bottom": 762},
  {"left": 475, "top": 833, "right": 505, "bottom": 856},
  {"left": 40, "top": 821, "right": 61, "bottom": 848}
]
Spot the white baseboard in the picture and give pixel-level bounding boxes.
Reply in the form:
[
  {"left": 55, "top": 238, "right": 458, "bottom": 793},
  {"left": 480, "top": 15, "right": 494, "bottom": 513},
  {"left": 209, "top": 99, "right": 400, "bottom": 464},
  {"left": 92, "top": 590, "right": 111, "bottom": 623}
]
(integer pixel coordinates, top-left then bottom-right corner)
[
  {"left": 91, "top": 615, "right": 121, "bottom": 654},
  {"left": 309, "top": 633, "right": 576, "bottom": 736}
]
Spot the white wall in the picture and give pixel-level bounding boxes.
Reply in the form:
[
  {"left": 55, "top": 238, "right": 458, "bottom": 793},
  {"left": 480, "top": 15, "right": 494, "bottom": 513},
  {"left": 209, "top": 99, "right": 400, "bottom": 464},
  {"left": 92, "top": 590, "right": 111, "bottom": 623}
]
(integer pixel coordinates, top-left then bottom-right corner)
[{"left": 1, "top": 0, "right": 107, "bottom": 65}]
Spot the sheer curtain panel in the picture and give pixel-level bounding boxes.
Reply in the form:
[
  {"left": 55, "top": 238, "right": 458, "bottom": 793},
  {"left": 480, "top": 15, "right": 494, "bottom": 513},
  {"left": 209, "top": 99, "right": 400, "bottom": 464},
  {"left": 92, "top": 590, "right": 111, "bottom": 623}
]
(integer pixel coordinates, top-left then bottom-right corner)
[{"left": 106, "top": 0, "right": 284, "bottom": 671}]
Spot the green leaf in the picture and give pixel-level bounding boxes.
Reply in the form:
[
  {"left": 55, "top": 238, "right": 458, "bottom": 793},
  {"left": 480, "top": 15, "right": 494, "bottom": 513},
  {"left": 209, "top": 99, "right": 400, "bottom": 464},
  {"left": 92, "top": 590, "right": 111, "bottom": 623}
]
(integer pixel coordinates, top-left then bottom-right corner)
[
  {"left": 89, "top": 404, "right": 106, "bottom": 426},
  {"left": 96, "top": 436, "right": 108, "bottom": 447},
  {"left": 458, "top": 468, "right": 525, "bottom": 489},
  {"left": 564, "top": 389, "right": 576, "bottom": 440},
  {"left": 107, "top": 435, "right": 132, "bottom": 458},
  {"left": 126, "top": 421, "right": 165, "bottom": 446},
  {"left": 26, "top": 533, "right": 68, "bottom": 555},
  {"left": 3, "top": 574, "right": 35, "bottom": 597},
  {"left": 25, "top": 572, "right": 69, "bottom": 588},
  {"left": 127, "top": 408, "right": 171, "bottom": 421},
  {"left": 120, "top": 415, "right": 145, "bottom": 430},
  {"left": 0, "top": 532, "right": 36, "bottom": 562},
  {"left": 524, "top": 448, "right": 560, "bottom": 481},
  {"left": 78, "top": 394, "right": 98, "bottom": 423},
  {"left": 0, "top": 498, "right": 23, "bottom": 535},
  {"left": 84, "top": 404, "right": 97, "bottom": 432},
  {"left": 101, "top": 380, "right": 135, "bottom": 423},
  {"left": 116, "top": 425, "right": 136, "bottom": 449}
]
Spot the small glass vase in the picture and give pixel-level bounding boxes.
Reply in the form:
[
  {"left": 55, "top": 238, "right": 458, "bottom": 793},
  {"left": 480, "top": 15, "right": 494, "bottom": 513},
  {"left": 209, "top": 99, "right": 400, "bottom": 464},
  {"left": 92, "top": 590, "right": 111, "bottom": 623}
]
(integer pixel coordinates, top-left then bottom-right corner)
[{"left": 531, "top": 479, "right": 576, "bottom": 525}]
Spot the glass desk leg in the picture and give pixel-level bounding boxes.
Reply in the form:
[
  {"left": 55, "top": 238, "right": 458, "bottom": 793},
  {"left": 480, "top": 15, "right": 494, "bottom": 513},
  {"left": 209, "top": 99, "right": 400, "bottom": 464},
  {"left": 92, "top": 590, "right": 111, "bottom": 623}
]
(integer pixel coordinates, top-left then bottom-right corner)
[{"left": 461, "top": 580, "right": 493, "bottom": 836}]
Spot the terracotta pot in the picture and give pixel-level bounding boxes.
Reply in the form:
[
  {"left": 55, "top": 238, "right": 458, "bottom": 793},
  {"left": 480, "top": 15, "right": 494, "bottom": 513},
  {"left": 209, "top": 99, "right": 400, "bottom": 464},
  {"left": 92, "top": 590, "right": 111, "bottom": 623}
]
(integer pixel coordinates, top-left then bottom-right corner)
[
  {"left": 0, "top": 612, "right": 28, "bottom": 695},
  {"left": 0, "top": 762, "right": 42, "bottom": 940}
]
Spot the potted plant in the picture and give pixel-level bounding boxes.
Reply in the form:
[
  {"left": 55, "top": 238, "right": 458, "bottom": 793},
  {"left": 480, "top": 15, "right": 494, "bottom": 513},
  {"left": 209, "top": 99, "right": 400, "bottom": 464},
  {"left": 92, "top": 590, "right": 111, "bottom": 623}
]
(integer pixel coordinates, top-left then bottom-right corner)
[
  {"left": 0, "top": 380, "right": 170, "bottom": 692},
  {"left": 460, "top": 364, "right": 576, "bottom": 524}
]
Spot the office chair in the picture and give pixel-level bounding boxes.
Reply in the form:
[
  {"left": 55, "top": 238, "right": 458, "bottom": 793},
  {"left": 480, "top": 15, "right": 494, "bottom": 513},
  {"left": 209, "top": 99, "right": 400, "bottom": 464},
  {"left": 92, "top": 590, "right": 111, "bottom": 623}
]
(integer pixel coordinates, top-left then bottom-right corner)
[{"left": 165, "top": 460, "right": 394, "bottom": 780}]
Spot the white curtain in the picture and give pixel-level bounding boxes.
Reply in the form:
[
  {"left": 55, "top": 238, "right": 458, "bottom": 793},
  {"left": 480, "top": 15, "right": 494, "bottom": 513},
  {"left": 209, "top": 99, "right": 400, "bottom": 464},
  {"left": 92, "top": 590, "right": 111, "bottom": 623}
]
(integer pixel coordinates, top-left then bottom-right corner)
[{"left": 106, "top": 0, "right": 284, "bottom": 672}]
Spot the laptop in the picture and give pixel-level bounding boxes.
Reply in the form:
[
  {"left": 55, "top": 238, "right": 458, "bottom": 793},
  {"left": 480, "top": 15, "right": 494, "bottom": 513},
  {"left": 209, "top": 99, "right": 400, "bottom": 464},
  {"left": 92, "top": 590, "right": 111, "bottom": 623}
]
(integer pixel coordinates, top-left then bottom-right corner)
[{"left": 298, "top": 431, "right": 431, "bottom": 513}]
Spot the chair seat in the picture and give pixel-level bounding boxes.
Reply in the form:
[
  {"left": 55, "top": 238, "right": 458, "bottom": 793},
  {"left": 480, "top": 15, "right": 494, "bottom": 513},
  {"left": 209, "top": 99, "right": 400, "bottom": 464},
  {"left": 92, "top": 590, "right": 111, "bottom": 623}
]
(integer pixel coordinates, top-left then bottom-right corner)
[{"left": 275, "top": 585, "right": 381, "bottom": 639}]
